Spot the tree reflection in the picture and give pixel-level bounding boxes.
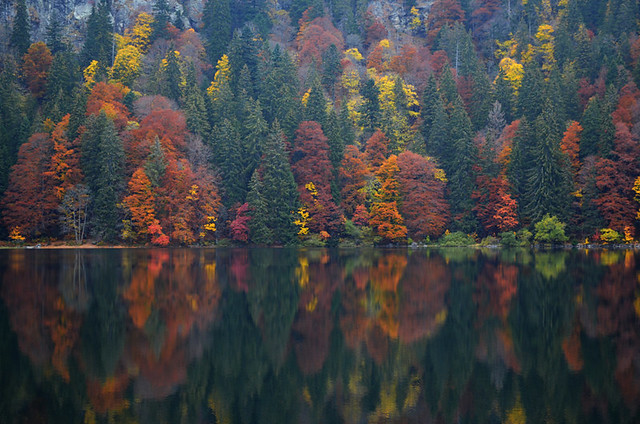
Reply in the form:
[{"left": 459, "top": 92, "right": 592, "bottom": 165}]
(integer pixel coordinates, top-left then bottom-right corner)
[{"left": 1, "top": 248, "right": 639, "bottom": 423}]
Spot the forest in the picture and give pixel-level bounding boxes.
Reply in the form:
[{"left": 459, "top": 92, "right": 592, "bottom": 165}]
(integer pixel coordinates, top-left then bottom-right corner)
[{"left": 1, "top": 0, "right": 640, "bottom": 246}]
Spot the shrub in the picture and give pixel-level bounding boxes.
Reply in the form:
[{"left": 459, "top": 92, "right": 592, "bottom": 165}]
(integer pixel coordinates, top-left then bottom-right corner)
[
  {"left": 534, "top": 215, "right": 568, "bottom": 244},
  {"left": 439, "top": 231, "right": 475, "bottom": 246},
  {"left": 499, "top": 231, "right": 518, "bottom": 247},
  {"left": 600, "top": 228, "right": 622, "bottom": 244}
]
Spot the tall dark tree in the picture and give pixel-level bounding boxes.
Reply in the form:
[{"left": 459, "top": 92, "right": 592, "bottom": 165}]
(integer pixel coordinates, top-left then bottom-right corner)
[
  {"left": 202, "top": 0, "right": 232, "bottom": 65},
  {"left": 304, "top": 80, "right": 327, "bottom": 127},
  {"left": 46, "top": 13, "right": 65, "bottom": 55},
  {"left": 10, "top": 0, "right": 30, "bottom": 57},
  {"left": 151, "top": 0, "right": 171, "bottom": 41},
  {"left": 81, "top": 0, "right": 113, "bottom": 69},
  {"left": 81, "top": 111, "right": 125, "bottom": 241},
  {"left": 359, "top": 79, "right": 381, "bottom": 137},
  {"left": 247, "top": 121, "right": 299, "bottom": 245},
  {"left": 523, "top": 100, "right": 573, "bottom": 223},
  {"left": 182, "top": 66, "right": 210, "bottom": 137},
  {"left": 159, "top": 49, "right": 182, "bottom": 102},
  {"left": 517, "top": 59, "right": 545, "bottom": 122}
]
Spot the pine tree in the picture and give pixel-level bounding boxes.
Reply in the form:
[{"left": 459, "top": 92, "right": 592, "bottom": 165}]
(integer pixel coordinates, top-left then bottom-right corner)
[
  {"left": 151, "top": 0, "right": 171, "bottom": 41},
  {"left": 517, "top": 60, "right": 545, "bottom": 122},
  {"left": 246, "top": 169, "right": 272, "bottom": 244},
  {"left": 321, "top": 43, "right": 341, "bottom": 95},
  {"left": 10, "top": 0, "right": 30, "bottom": 57},
  {"left": 46, "top": 13, "right": 65, "bottom": 55},
  {"left": 447, "top": 96, "right": 477, "bottom": 232},
  {"left": 182, "top": 65, "right": 210, "bottom": 137},
  {"left": 160, "top": 49, "right": 182, "bottom": 102},
  {"left": 227, "top": 27, "right": 262, "bottom": 99},
  {"left": 81, "top": 111, "right": 125, "bottom": 241},
  {"left": 421, "top": 75, "right": 439, "bottom": 150},
  {"left": 202, "top": 0, "right": 232, "bottom": 65},
  {"left": 255, "top": 121, "right": 299, "bottom": 245},
  {"left": 81, "top": 0, "right": 113, "bottom": 69},
  {"left": 259, "top": 45, "right": 301, "bottom": 138},
  {"left": 213, "top": 118, "right": 245, "bottom": 206},
  {"left": 359, "top": 78, "right": 381, "bottom": 137},
  {"left": 304, "top": 80, "right": 327, "bottom": 127},
  {"left": 523, "top": 100, "right": 573, "bottom": 223},
  {"left": 239, "top": 97, "right": 268, "bottom": 193}
]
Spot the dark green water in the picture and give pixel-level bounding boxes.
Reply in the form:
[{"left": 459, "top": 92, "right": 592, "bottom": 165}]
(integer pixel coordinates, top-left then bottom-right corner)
[{"left": 0, "top": 248, "right": 639, "bottom": 423}]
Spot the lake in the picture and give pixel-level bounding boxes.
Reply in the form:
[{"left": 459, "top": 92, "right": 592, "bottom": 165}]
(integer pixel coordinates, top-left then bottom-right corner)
[{"left": 1, "top": 247, "right": 639, "bottom": 423}]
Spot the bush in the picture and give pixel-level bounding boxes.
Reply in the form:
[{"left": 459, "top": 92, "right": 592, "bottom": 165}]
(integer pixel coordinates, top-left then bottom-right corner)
[
  {"left": 600, "top": 228, "right": 622, "bottom": 244},
  {"left": 534, "top": 215, "right": 568, "bottom": 244},
  {"left": 480, "top": 235, "right": 499, "bottom": 246},
  {"left": 439, "top": 231, "right": 475, "bottom": 246},
  {"left": 517, "top": 229, "right": 533, "bottom": 245},
  {"left": 499, "top": 231, "right": 518, "bottom": 247}
]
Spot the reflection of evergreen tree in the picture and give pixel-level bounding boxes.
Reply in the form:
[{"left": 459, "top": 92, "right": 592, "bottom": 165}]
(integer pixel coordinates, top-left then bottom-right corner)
[
  {"left": 80, "top": 251, "right": 127, "bottom": 380},
  {"left": 247, "top": 249, "right": 299, "bottom": 371}
]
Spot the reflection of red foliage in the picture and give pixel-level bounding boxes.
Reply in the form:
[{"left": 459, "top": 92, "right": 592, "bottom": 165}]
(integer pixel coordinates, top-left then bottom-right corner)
[
  {"left": 292, "top": 256, "right": 342, "bottom": 374},
  {"left": 398, "top": 254, "right": 450, "bottom": 343},
  {"left": 562, "top": 322, "right": 584, "bottom": 372},
  {"left": 86, "top": 372, "right": 130, "bottom": 414}
]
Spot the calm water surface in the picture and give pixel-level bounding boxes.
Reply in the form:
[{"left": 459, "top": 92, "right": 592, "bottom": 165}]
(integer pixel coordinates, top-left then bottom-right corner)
[{"left": 1, "top": 248, "right": 639, "bottom": 423}]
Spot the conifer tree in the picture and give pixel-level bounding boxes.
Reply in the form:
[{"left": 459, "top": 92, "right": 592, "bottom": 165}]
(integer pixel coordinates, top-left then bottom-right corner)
[
  {"left": 182, "top": 66, "right": 210, "bottom": 137},
  {"left": 151, "top": 0, "right": 171, "bottom": 41},
  {"left": 524, "top": 100, "right": 573, "bottom": 223},
  {"left": 359, "top": 79, "right": 381, "bottom": 137},
  {"left": 517, "top": 60, "right": 545, "bottom": 122},
  {"left": 160, "top": 49, "right": 183, "bottom": 102},
  {"left": 46, "top": 13, "right": 65, "bottom": 55},
  {"left": 81, "top": 111, "right": 125, "bottom": 241},
  {"left": 202, "top": 0, "right": 232, "bottom": 63},
  {"left": 10, "top": 0, "right": 30, "bottom": 57},
  {"left": 252, "top": 121, "right": 299, "bottom": 245},
  {"left": 81, "top": 0, "right": 113, "bottom": 69},
  {"left": 304, "top": 80, "right": 327, "bottom": 127},
  {"left": 246, "top": 169, "right": 272, "bottom": 244}
]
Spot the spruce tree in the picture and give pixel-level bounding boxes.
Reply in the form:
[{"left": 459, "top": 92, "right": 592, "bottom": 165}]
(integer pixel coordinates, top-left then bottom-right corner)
[
  {"left": 517, "top": 60, "right": 545, "bottom": 122},
  {"left": 82, "top": 111, "right": 125, "bottom": 241},
  {"left": 214, "top": 118, "right": 245, "bottom": 206},
  {"left": 359, "top": 79, "right": 381, "bottom": 137},
  {"left": 46, "top": 13, "right": 65, "bottom": 55},
  {"left": 255, "top": 121, "right": 299, "bottom": 245},
  {"left": 182, "top": 66, "right": 210, "bottom": 137},
  {"left": 202, "top": 0, "right": 232, "bottom": 65},
  {"left": 81, "top": 0, "right": 113, "bottom": 69},
  {"left": 523, "top": 100, "right": 573, "bottom": 223},
  {"left": 246, "top": 170, "right": 273, "bottom": 244},
  {"left": 10, "top": 0, "right": 30, "bottom": 57},
  {"left": 321, "top": 44, "right": 341, "bottom": 95},
  {"left": 304, "top": 80, "right": 327, "bottom": 127},
  {"left": 151, "top": 0, "right": 171, "bottom": 41},
  {"left": 239, "top": 97, "right": 268, "bottom": 190},
  {"left": 160, "top": 49, "right": 183, "bottom": 102}
]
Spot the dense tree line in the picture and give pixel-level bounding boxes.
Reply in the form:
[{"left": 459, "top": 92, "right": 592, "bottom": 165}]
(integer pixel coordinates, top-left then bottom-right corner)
[{"left": 2, "top": 0, "right": 640, "bottom": 245}]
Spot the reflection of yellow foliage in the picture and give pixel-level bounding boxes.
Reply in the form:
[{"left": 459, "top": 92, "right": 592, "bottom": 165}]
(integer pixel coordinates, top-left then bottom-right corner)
[
  {"left": 600, "top": 251, "right": 622, "bottom": 266},
  {"left": 435, "top": 308, "right": 447, "bottom": 326},
  {"left": 208, "top": 395, "right": 231, "bottom": 424},
  {"left": 371, "top": 380, "right": 397, "bottom": 419},
  {"left": 205, "top": 261, "right": 216, "bottom": 282},
  {"left": 84, "top": 406, "right": 96, "bottom": 424},
  {"left": 296, "top": 256, "right": 309, "bottom": 287},
  {"left": 506, "top": 392, "right": 526, "bottom": 424},
  {"left": 534, "top": 252, "right": 567, "bottom": 279},
  {"left": 302, "top": 386, "right": 312, "bottom": 404},
  {"left": 306, "top": 295, "right": 318, "bottom": 312},
  {"left": 634, "top": 293, "right": 640, "bottom": 318}
]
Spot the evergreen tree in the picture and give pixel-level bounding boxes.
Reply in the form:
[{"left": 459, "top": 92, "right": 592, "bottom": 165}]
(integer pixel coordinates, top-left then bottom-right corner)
[
  {"left": 239, "top": 97, "right": 268, "bottom": 191},
  {"left": 151, "top": 0, "right": 171, "bottom": 41},
  {"left": 81, "top": 111, "right": 125, "bottom": 241},
  {"left": 45, "top": 50, "right": 81, "bottom": 120},
  {"left": 252, "top": 121, "right": 299, "bottom": 245},
  {"left": 359, "top": 79, "right": 381, "bottom": 137},
  {"left": 580, "top": 95, "right": 614, "bottom": 158},
  {"left": 304, "top": 80, "right": 327, "bottom": 127},
  {"left": 144, "top": 137, "right": 166, "bottom": 187},
  {"left": 517, "top": 59, "right": 545, "bottom": 122},
  {"left": 447, "top": 96, "right": 477, "bottom": 232},
  {"left": 259, "top": 45, "right": 301, "bottom": 138},
  {"left": 0, "top": 60, "right": 30, "bottom": 194},
  {"left": 246, "top": 169, "right": 272, "bottom": 244},
  {"left": 46, "top": 13, "right": 65, "bottom": 55},
  {"left": 159, "top": 49, "right": 183, "bottom": 102},
  {"left": 10, "top": 0, "right": 30, "bottom": 57},
  {"left": 421, "top": 75, "right": 440, "bottom": 152},
  {"left": 213, "top": 118, "right": 245, "bottom": 206},
  {"left": 523, "top": 100, "right": 573, "bottom": 223},
  {"left": 81, "top": 0, "right": 113, "bottom": 68},
  {"left": 494, "top": 67, "right": 515, "bottom": 123},
  {"left": 182, "top": 66, "right": 210, "bottom": 137},
  {"left": 227, "top": 27, "right": 262, "bottom": 98},
  {"left": 321, "top": 44, "right": 341, "bottom": 95},
  {"left": 508, "top": 118, "right": 535, "bottom": 221},
  {"left": 202, "top": 0, "right": 232, "bottom": 65}
]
